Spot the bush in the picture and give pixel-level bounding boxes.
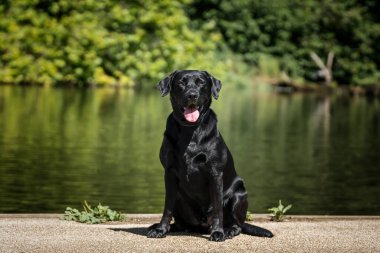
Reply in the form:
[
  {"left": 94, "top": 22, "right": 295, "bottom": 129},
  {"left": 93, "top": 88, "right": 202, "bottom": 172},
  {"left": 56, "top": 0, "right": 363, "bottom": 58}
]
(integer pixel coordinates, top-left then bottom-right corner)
[{"left": 0, "top": 0, "right": 236, "bottom": 87}]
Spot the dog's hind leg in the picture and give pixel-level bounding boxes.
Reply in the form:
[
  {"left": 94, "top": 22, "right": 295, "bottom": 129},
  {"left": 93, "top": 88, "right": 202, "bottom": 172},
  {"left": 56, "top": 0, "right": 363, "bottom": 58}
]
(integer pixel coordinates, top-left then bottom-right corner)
[
  {"left": 223, "top": 187, "right": 273, "bottom": 238},
  {"left": 228, "top": 192, "right": 273, "bottom": 238},
  {"left": 223, "top": 191, "right": 248, "bottom": 239}
]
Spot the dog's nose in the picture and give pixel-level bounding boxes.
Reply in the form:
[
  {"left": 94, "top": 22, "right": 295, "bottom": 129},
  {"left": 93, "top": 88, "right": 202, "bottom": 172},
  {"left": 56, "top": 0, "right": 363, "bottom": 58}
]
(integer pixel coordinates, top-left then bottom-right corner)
[{"left": 187, "top": 92, "right": 198, "bottom": 101}]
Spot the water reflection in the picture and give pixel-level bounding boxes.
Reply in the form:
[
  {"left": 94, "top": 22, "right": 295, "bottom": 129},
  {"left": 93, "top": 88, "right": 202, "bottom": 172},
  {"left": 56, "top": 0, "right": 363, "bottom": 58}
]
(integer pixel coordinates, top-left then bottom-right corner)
[{"left": 0, "top": 86, "right": 379, "bottom": 214}]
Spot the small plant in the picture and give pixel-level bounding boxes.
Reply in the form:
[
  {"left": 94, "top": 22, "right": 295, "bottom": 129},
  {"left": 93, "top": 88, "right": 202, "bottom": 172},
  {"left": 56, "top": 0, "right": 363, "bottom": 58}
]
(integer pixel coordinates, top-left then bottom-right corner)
[
  {"left": 268, "top": 200, "right": 292, "bottom": 222},
  {"left": 246, "top": 211, "right": 254, "bottom": 221},
  {"left": 63, "top": 200, "right": 127, "bottom": 224}
]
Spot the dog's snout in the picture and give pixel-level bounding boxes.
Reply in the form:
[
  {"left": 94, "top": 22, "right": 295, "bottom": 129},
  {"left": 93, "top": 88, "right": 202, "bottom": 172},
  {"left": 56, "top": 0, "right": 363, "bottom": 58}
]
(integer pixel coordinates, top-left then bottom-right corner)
[{"left": 187, "top": 92, "right": 199, "bottom": 101}]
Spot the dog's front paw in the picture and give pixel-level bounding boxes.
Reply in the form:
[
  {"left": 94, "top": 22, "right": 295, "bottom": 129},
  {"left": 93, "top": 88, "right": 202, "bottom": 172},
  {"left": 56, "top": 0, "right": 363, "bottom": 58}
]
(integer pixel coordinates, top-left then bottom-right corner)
[
  {"left": 224, "top": 225, "right": 241, "bottom": 239},
  {"left": 210, "top": 231, "right": 225, "bottom": 242},
  {"left": 147, "top": 228, "right": 167, "bottom": 238},
  {"left": 147, "top": 223, "right": 168, "bottom": 238}
]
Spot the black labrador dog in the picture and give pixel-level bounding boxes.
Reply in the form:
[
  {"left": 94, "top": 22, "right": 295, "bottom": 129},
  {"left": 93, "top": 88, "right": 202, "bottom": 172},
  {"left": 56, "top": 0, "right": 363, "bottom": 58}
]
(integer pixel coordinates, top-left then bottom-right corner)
[{"left": 147, "top": 70, "right": 273, "bottom": 241}]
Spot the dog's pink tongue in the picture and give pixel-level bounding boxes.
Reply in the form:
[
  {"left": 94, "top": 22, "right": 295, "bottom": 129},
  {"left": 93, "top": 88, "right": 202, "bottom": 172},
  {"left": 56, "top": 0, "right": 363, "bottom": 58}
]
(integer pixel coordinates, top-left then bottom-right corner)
[{"left": 184, "top": 107, "right": 200, "bottom": 123}]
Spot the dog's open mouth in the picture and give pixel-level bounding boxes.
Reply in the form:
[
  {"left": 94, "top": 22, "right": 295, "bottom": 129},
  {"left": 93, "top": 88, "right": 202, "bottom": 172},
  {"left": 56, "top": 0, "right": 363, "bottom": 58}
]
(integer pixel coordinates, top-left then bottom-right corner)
[{"left": 183, "top": 105, "right": 200, "bottom": 123}]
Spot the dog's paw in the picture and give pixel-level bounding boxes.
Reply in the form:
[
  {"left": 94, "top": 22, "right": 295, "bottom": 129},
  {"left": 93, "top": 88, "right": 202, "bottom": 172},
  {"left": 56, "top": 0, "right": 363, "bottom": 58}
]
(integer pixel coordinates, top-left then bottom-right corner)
[
  {"left": 147, "top": 227, "right": 167, "bottom": 238},
  {"left": 147, "top": 223, "right": 168, "bottom": 238},
  {"left": 224, "top": 225, "right": 241, "bottom": 239},
  {"left": 210, "top": 231, "right": 225, "bottom": 242}
]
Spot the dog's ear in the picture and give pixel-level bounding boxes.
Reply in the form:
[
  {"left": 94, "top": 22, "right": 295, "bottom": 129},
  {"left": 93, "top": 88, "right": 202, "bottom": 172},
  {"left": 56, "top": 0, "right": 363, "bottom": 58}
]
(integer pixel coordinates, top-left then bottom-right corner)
[
  {"left": 156, "top": 71, "right": 178, "bottom": 97},
  {"left": 204, "top": 71, "right": 222, "bottom": 99}
]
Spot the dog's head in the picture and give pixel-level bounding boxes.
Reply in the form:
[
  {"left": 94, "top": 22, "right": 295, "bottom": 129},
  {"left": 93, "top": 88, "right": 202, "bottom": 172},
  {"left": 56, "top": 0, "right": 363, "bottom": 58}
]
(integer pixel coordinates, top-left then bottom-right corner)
[{"left": 157, "top": 70, "right": 221, "bottom": 125}]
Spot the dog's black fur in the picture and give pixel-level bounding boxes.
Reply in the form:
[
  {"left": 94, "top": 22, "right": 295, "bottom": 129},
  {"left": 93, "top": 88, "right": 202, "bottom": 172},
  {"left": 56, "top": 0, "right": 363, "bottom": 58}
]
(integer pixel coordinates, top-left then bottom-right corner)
[{"left": 147, "top": 70, "right": 273, "bottom": 241}]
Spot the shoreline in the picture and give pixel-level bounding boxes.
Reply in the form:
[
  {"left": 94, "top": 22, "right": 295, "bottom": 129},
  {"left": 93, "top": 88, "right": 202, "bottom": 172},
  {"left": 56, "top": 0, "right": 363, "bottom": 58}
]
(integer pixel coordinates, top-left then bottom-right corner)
[{"left": 1, "top": 80, "right": 380, "bottom": 98}]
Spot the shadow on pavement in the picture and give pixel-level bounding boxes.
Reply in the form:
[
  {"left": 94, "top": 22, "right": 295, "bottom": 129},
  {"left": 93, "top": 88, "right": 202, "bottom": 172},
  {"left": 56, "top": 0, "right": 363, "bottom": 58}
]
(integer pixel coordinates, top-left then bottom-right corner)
[{"left": 109, "top": 227, "right": 208, "bottom": 240}]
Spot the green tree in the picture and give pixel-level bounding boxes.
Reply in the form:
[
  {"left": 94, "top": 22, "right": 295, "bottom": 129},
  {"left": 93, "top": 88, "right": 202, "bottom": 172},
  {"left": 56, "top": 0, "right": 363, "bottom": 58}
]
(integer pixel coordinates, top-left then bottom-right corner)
[
  {"left": 0, "top": 0, "right": 229, "bottom": 86},
  {"left": 188, "top": 0, "right": 380, "bottom": 86}
]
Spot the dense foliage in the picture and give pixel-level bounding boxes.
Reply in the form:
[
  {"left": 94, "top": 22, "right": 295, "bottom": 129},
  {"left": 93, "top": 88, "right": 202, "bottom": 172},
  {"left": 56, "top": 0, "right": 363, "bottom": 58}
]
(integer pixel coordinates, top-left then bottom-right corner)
[
  {"left": 188, "top": 0, "right": 380, "bottom": 86},
  {"left": 0, "top": 0, "right": 233, "bottom": 87},
  {"left": 1, "top": 0, "right": 380, "bottom": 86}
]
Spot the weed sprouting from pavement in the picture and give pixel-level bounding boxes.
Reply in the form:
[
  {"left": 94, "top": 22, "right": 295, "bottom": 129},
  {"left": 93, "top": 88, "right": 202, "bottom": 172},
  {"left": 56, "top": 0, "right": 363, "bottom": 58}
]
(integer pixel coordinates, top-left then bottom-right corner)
[
  {"left": 268, "top": 200, "right": 292, "bottom": 221},
  {"left": 63, "top": 200, "right": 126, "bottom": 224}
]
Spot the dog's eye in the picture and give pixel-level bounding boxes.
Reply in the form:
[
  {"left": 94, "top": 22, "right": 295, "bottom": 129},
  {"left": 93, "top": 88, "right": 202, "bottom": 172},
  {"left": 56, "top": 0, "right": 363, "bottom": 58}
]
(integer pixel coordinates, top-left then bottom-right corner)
[{"left": 198, "top": 79, "right": 206, "bottom": 85}]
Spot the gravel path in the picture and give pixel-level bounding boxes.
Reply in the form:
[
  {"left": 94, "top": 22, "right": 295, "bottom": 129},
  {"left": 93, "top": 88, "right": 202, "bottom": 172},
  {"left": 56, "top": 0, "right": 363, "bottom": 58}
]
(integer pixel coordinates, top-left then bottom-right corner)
[{"left": 0, "top": 215, "right": 379, "bottom": 252}]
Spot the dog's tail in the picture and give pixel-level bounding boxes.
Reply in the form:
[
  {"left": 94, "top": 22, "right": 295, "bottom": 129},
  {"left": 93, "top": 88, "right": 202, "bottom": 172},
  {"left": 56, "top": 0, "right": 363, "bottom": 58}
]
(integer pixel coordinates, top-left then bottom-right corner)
[{"left": 242, "top": 223, "right": 273, "bottom": 238}]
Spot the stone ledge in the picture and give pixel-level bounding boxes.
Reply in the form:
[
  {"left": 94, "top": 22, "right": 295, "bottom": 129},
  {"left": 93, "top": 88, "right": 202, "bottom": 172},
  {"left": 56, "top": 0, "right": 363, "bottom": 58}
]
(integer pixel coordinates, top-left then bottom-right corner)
[{"left": 0, "top": 213, "right": 379, "bottom": 221}]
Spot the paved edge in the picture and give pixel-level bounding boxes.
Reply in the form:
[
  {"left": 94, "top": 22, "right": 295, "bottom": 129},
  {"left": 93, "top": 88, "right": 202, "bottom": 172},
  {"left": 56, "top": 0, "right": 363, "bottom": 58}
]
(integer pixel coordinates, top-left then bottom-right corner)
[{"left": 0, "top": 213, "right": 379, "bottom": 222}]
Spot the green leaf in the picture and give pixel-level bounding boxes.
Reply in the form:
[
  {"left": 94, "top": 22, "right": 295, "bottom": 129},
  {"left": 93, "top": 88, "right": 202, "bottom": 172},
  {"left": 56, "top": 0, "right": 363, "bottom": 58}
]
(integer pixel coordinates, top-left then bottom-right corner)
[
  {"left": 278, "top": 200, "right": 284, "bottom": 212},
  {"left": 268, "top": 207, "right": 278, "bottom": 212},
  {"left": 246, "top": 211, "right": 254, "bottom": 221},
  {"left": 283, "top": 204, "right": 292, "bottom": 214}
]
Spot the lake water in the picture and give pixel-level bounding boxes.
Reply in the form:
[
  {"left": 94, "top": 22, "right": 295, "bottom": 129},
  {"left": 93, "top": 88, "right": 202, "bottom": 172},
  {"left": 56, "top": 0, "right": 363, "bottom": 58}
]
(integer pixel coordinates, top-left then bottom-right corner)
[{"left": 0, "top": 85, "right": 379, "bottom": 215}]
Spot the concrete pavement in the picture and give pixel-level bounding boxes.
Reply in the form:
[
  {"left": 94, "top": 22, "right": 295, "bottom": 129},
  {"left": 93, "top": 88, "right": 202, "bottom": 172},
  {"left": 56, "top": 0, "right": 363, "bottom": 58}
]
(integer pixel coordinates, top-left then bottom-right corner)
[{"left": 0, "top": 214, "right": 379, "bottom": 252}]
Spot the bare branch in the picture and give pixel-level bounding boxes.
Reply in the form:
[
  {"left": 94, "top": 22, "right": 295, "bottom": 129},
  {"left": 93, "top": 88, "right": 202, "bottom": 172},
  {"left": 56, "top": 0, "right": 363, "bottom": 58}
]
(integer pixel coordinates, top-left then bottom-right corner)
[
  {"left": 327, "top": 51, "right": 334, "bottom": 70},
  {"left": 310, "top": 51, "right": 334, "bottom": 86},
  {"left": 310, "top": 52, "right": 326, "bottom": 69}
]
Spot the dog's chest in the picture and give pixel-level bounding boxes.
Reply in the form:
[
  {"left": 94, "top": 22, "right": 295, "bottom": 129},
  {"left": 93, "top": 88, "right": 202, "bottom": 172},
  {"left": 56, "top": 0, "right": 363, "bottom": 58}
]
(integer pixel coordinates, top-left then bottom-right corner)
[
  {"left": 176, "top": 139, "right": 208, "bottom": 183},
  {"left": 173, "top": 139, "right": 212, "bottom": 206}
]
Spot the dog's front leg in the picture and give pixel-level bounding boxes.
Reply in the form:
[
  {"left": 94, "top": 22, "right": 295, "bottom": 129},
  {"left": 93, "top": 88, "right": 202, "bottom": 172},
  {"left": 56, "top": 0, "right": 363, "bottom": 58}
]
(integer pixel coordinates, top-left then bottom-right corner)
[
  {"left": 147, "top": 168, "right": 177, "bottom": 238},
  {"left": 209, "top": 171, "right": 225, "bottom": 242}
]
